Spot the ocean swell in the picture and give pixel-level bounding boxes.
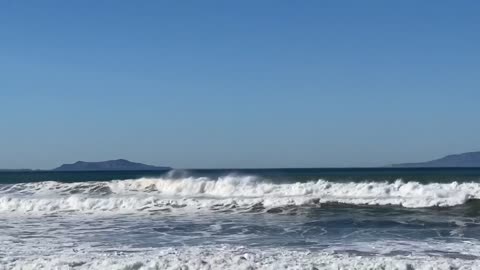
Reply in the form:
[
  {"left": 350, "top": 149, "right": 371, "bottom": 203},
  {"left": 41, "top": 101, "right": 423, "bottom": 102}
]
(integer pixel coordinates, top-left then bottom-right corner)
[{"left": 1, "top": 176, "right": 480, "bottom": 214}]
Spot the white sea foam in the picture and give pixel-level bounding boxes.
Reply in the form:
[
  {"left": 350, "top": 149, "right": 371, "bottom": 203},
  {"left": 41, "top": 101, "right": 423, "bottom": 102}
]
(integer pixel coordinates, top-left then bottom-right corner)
[
  {"left": 4, "top": 246, "right": 480, "bottom": 270},
  {"left": 1, "top": 176, "right": 480, "bottom": 214}
]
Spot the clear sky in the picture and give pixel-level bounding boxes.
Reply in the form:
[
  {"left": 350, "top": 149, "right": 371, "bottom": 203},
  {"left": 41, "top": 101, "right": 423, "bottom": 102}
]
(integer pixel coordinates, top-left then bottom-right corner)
[{"left": 1, "top": 1, "right": 479, "bottom": 169}]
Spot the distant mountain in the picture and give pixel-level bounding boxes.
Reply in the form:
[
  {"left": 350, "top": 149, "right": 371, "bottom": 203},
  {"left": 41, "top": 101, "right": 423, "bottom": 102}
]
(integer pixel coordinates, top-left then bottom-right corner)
[
  {"left": 53, "top": 159, "right": 171, "bottom": 171},
  {"left": 392, "top": 151, "right": 480, "bottom": 167}
]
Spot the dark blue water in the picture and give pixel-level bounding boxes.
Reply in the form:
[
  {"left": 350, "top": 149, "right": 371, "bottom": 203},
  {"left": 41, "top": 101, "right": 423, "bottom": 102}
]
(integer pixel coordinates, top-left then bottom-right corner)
[{"left": 3, "top": 167, "right": 480, "bottom": 183}]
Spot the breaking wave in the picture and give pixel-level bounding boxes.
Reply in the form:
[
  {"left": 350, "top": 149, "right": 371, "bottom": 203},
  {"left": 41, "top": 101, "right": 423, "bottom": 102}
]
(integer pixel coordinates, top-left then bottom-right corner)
[{"left": 1, "top": 175, "right": 480, "bottom": 214}]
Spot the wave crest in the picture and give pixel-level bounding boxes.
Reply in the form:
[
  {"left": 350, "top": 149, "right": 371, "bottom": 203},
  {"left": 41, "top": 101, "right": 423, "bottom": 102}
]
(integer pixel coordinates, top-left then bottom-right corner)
[{"left": 1, "top": 176, "right": 480, "bottom": 214}]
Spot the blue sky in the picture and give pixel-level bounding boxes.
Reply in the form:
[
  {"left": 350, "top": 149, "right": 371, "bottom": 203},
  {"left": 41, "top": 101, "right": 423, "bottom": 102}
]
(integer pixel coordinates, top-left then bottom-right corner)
[{"left": 1, "top": 1, "right": 479, "bottom": 169}]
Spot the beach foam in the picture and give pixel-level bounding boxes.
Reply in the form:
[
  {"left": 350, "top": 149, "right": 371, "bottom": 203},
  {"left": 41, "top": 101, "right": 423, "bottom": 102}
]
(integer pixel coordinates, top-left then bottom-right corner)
[{"left": 5, "top": 246, "right": 480, "bottom": 270}]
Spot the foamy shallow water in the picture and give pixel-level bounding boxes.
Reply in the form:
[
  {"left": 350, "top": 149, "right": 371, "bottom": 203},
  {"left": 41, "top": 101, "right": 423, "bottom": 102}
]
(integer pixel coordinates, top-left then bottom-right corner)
[
  {"left": 5, "top": 246, "right": 480, "bottom": 270},
  {"left": 2, "top": 172, "right": 480, "bottom": 269}
]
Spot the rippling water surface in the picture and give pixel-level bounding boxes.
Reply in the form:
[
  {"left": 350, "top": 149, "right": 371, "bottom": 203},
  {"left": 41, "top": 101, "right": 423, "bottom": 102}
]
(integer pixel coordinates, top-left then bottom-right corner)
[{"left": 1, "top": 168, "right": 480, "bottom": 269}]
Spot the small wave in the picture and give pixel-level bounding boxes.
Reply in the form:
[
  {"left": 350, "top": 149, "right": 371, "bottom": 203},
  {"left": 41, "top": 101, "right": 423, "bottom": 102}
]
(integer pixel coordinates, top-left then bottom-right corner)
[{"left": 1, "top": 176, "right": 480, "bottom": 214}]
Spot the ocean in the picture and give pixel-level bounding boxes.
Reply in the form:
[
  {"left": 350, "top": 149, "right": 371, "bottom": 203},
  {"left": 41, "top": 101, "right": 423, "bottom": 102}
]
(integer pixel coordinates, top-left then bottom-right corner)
[{"left": 1, "top": 168, "right": 480, "bottom": 269}]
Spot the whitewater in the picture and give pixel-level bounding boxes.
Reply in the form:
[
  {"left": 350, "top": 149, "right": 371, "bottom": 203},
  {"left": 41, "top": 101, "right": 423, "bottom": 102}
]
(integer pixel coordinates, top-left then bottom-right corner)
[
  {"left": 1, "top": 176, "right": 480, "bottom": 214},
  {"left": 2, "top": 169, "right": 480, "bottom": 269}
]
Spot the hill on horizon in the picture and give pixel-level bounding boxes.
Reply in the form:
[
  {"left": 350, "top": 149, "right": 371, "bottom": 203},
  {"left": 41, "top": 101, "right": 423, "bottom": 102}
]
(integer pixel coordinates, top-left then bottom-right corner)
[
  {"left": 391, "top": 151, "right": 480, "bottom": 167},
  {"left": 53, "top": 159, "right": 171, "bottom": 171}
]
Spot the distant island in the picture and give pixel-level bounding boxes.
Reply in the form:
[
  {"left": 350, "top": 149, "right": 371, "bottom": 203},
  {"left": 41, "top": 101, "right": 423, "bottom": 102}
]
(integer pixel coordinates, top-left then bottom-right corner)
[
  {"left": 391, "top": 151, "right": 480, "bottom": 167},
  {"left": 53, "top": 159, "right": 171, "bottom": 171},
  {"left": 3, "top": 153, "right": 480, "bottom": 172}
]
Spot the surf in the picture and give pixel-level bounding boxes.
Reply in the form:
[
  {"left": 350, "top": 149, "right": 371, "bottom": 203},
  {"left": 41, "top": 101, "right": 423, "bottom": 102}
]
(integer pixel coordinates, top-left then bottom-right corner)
[{"left": 1, "top": 175, "right": 480, "bottom": 214}]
